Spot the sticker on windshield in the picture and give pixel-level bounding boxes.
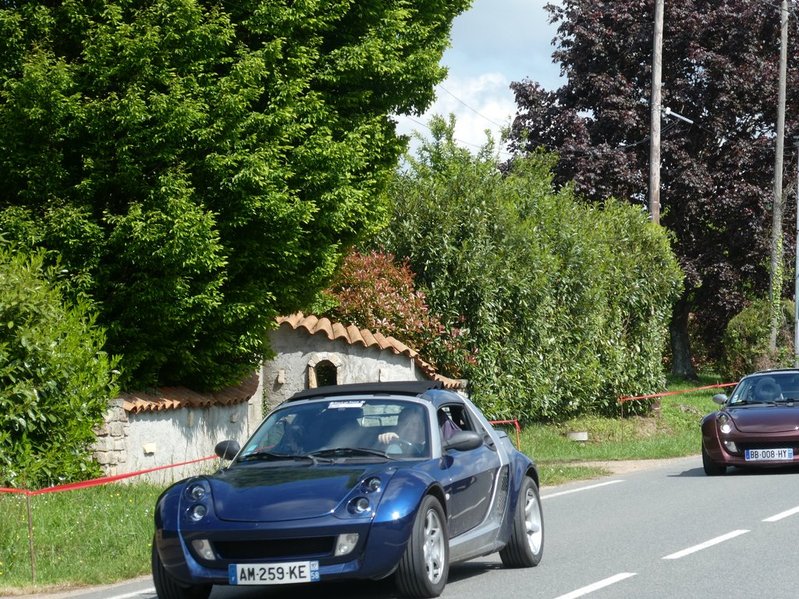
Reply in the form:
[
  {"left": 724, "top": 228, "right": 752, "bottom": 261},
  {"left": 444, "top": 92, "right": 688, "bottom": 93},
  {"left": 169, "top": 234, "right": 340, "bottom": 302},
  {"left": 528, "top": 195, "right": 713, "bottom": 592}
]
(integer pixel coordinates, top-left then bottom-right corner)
[{"left": 327, "top": 401, "right": 365, "bottom": 409}]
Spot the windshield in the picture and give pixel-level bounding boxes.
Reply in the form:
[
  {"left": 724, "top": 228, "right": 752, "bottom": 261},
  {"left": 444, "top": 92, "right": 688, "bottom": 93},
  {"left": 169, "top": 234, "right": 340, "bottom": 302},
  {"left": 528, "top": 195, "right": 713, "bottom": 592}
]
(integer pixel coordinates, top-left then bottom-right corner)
[
  {"left": 729, "top": 373, "right": 799, "bottom": 405},
  {"left": 240, "top": 398, "right": 431, "bottom": 460}
]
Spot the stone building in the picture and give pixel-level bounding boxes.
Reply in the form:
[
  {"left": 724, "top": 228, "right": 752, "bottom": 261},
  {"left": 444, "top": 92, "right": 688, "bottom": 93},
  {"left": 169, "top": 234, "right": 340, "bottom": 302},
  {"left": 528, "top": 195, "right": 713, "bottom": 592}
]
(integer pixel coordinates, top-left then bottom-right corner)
[
  {"left": 93, "top": 313, "right": 463, "bottom": 484},
  {"left": 264, "top": 313, "right": 465, "bottom": 411}
]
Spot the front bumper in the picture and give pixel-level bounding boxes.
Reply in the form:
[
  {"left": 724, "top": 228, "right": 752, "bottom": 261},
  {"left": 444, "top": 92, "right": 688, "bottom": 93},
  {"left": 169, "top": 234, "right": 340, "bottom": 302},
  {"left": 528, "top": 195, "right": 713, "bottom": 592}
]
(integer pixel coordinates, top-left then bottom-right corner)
[
  {"left": 155, "top": 510, "right": 416, "bottom": 587},
  {"left": 703, "top": 427, "right": 799, "bottom": 468}
]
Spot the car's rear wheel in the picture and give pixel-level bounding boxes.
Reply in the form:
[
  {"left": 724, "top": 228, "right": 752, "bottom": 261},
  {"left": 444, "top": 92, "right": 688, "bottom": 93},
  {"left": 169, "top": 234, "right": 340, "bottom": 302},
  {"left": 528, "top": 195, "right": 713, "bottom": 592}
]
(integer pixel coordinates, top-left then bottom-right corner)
[
  {"left": 152, "top": 538, "right": 212, "bottom": 599},
  {"left": 500, "top": 475, "right": 544, "bottom": 568},
  {"left": 395, "top": 495, "right": 449, "bottom": 598},
  {"left": 702, "top": 444, "right": 727, "bottom": 476}
]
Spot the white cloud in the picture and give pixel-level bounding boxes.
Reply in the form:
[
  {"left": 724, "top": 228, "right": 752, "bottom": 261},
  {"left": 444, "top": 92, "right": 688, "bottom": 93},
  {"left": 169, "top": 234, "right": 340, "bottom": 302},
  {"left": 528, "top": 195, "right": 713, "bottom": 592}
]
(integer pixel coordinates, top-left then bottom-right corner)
[{"left": 395, "top": 0, "right": 562, "bottom": 158}]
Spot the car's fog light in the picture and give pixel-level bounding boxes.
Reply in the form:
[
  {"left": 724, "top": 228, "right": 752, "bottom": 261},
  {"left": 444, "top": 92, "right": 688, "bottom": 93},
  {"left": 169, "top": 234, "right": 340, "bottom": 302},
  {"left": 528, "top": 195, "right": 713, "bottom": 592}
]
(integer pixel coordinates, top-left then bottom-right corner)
[
  {"left": 191, "top": 539, "right": 215, "bottom": 560},
  {"left": 189, "top": 504, "right": 207, "bottom": 522},
  {"left": 723, "top": 440, "right": 738, "bottom": 453},
  {"left": 334, "top": 533, "right": 359, "bottom": 556}
]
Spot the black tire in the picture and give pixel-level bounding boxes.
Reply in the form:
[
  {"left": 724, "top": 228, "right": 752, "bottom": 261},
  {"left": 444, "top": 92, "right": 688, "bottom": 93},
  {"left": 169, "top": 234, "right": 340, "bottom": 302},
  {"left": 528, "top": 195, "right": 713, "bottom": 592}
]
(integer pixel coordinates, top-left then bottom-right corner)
[
  {"left": 702, "top": 444, "right": 727, "bottom": 476},
  {"left": 500, "top": 476, "right": 544, "bottom": 568},
  {"left": 152, "top": 538, "right": 212, "bottom": 599},
  {"left": 395, "top": 495, "right": 449, "bottom": 598}
]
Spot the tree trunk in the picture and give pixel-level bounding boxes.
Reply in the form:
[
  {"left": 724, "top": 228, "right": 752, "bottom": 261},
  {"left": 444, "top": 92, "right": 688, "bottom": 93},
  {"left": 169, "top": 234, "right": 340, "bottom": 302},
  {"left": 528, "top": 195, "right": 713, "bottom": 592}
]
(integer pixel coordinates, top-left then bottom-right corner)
[{"left": 669, "top": 295, "right": 697, "bottom": 380}]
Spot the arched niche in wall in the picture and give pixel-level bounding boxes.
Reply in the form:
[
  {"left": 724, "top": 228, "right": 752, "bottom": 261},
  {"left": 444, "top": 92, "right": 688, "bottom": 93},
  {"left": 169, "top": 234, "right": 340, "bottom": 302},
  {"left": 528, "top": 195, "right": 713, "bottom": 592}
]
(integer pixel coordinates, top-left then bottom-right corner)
[{"left": 306, "top": 353, "right": 343, "bottom": 388}]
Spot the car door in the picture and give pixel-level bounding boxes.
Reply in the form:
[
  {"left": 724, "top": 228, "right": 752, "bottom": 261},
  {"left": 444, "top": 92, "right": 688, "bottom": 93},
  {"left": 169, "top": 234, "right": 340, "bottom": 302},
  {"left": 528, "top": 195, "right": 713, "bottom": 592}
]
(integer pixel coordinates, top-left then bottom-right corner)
[{"left": 438, "top": 404, "right": 502, "bottom": 537}]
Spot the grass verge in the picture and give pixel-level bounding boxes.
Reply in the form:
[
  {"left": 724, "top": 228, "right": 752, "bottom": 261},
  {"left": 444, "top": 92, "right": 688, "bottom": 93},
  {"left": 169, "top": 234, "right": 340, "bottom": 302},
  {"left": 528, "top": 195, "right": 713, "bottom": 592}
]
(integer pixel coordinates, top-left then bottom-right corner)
[
  {"left": 0, "top": 374, "right": 729, "bottom": 595},
  {"left": 0, "top": 484, "right": 162, "bottom": 595},
  {"left": 503, "top": 373, "right": 729, "bottom": 485}
]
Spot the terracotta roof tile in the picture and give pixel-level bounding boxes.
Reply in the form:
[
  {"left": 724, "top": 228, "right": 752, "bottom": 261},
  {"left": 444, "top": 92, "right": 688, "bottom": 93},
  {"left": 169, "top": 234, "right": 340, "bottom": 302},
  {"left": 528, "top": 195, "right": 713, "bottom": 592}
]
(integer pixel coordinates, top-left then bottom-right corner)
[
  {"left": 122, "top": 372, "right": 259, "bottom": 414},
  {"left": 276, "top": 313, "right": 466, "bottom": 390}
]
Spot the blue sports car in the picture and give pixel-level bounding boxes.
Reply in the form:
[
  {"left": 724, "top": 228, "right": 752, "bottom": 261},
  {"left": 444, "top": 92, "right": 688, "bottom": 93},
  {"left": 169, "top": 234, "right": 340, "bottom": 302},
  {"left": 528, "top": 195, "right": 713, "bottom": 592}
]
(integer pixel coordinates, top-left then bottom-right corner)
[{"left": 152, "top": 381, "right": 544, "bottom": 598}]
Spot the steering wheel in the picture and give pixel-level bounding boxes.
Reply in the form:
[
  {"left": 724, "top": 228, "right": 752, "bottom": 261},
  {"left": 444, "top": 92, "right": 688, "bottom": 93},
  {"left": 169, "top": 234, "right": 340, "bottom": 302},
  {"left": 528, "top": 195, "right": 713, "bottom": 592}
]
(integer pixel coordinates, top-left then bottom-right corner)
[{"left": 386, "top": 439, "right": 420, "bottom": 456}]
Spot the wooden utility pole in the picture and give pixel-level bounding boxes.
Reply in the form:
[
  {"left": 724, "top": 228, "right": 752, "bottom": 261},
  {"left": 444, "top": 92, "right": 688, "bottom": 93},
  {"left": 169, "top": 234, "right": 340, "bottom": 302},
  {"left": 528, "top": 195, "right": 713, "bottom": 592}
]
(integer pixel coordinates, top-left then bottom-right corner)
[
  {"left": 769, "top": 0, "right": 788, "bottom": 351},
  {"left": 648, "top": 0, "right": 664, "bottom": 225},
  {"left": 794, "top": 137, "right": 799, "bottom": 366}
]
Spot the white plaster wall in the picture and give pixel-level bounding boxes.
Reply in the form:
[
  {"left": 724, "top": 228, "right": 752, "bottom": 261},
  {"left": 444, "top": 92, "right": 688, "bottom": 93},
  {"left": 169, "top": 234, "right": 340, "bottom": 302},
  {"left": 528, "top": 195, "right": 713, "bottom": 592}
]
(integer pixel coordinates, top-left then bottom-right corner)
[
  {"left": 124, "top": 403, "right": 250, "bottom": 485},
  {"left": 263, "top": 328, "right": 425, "bottom": 411}
]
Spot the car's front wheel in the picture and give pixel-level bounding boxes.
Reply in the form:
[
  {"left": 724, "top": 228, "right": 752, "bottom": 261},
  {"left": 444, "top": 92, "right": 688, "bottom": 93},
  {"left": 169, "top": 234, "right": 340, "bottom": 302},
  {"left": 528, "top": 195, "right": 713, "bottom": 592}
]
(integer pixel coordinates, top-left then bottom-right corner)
[
  {"left": 395, "top": 495, "right": 449, "bottom": 598},
  {"left": 702, "top": 444, "right": 727, "bottom": 476},
  {"left": 499, "top": 475, "right": 544, "bottom": 567},
  {"left": 152, "top": 538, "right": 212, "bottom": 599}
]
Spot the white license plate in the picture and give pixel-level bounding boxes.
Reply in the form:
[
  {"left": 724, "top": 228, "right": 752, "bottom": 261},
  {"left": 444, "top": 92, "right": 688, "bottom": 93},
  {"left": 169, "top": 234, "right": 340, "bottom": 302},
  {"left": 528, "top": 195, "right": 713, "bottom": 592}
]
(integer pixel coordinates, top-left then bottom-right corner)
[
  {"left": 228, "top": 561, "right": 319, "bottom": 585},
  {"left": 744, "top": 448, "right": 794, "bottom": 461}
]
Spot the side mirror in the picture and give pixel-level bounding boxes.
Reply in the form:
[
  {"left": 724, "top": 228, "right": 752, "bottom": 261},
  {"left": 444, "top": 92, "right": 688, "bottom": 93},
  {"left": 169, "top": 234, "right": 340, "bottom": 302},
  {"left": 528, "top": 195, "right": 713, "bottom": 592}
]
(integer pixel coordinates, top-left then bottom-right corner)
[
  {"left": 215, "top": 439, "right": 241, "bottom": 460},
  {"left": 712, "top": 393, "right": 728, "bottom": 406},
  {"left": 443, "top": 430, "right": 483, "bottom": 452}
]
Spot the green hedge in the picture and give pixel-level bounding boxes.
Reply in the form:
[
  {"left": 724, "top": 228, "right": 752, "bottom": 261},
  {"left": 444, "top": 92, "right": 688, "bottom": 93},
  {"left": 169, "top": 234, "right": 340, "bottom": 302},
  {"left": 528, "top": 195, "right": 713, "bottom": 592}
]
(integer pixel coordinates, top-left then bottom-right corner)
[
  {"left": 379, "top": 120, "right": 683, "bottom": 421},
  {"left": 0, "top": 242, "right": 118, "bottom": 488},
  {"left": 720, "top": 297, "right": 795, "bottom": 381}
]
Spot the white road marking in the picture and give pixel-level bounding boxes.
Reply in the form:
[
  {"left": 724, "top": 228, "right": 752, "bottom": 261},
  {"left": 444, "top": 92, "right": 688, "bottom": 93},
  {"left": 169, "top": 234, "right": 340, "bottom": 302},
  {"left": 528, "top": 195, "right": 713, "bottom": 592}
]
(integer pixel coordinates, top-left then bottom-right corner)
[
  {"left": 106, "top": 588, "right": 155, "bottom": 599},
  {"left": 541, "top": 479, "right": 624, "bottom": 499},
  {"left": 763, "top": 505, "right": 799, "bottom": 522},
  {"left": 662, "top": 529, "right": 749, "bottom": 560},
  {"left": 552, "top": 572, "right": 637, "bottom": 599}
]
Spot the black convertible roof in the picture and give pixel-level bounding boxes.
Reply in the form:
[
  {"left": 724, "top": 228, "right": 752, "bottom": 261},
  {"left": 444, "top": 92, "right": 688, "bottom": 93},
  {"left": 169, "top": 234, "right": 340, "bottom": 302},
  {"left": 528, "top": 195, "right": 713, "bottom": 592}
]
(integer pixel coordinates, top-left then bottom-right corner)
[{"left": 287, "top": 380, "right": 444, "bottom": 402}]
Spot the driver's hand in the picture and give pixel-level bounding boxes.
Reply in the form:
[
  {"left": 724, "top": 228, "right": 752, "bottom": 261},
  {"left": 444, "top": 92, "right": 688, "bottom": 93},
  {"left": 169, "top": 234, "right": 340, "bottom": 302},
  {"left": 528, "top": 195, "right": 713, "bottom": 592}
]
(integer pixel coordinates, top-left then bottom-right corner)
[{"left": 378, "top": 432, "right": 399, "bottom": 444}]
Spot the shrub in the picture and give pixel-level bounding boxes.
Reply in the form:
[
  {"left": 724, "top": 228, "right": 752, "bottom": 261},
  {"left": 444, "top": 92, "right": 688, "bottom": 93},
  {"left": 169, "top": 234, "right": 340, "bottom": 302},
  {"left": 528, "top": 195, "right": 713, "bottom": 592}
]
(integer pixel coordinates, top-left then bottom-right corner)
[
  {"left": 0, "top": 243, "right": 119, "bottom": 488},
  {"left": 379, "top": 118, "right": 683, "bottom": 421},
  {"left": 720, "top": 298, "right": 795, "bottom": 381},
  {"left": 320, "top": 250, "right": 474, "bottom": 376}
]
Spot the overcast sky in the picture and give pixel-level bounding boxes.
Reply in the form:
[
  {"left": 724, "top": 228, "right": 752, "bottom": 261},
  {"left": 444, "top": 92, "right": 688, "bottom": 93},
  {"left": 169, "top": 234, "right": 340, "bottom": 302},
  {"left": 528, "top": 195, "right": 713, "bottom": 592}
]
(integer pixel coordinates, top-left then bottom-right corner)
[{"left": 395, "top": 0, "right": 563, "bottom": 158}]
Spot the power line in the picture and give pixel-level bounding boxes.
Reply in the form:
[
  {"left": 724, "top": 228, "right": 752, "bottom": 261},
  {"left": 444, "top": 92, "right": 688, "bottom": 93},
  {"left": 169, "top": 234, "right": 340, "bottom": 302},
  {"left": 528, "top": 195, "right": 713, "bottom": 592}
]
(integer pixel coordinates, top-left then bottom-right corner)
[
  {"left": 402, "top": 115, "right": 506, "bottom": 153},
  {"left": 436, "top": 84, "right": 508, "bottom": 129}
]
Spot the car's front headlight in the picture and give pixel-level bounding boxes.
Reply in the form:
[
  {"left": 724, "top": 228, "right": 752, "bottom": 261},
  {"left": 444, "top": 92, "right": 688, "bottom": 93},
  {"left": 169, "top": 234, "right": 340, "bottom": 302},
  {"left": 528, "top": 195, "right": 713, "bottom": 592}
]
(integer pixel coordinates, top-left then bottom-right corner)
[
  {"left": 717, "top": 413, "right": 733, "bottom": 435},
  {"left": 184, "top": 479, "right": 211, "bottom": 523},
  {"left": 338, "top": 476, "right": 385, "bottom": 519}
]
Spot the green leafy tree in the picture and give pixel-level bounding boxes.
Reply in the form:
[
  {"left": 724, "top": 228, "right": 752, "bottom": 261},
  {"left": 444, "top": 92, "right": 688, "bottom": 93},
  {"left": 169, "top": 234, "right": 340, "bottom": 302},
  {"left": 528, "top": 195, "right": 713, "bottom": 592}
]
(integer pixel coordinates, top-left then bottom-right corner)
[
  {"left": 508, "top": 0, "right": 799, "bottom": 378},
  {"left": 0, "top": 242, "right": 119, "bottom": 488},
  {"left": 379, "top": 117, "right": 683, "bottom": 420},
  {"left": 0, "top": 0, "right": 470, "bottom": 391}
]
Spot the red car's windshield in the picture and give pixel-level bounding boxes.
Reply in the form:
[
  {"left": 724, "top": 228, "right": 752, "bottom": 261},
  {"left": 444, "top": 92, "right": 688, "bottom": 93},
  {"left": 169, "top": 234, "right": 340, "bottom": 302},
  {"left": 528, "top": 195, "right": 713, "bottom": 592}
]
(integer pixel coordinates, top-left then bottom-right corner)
[{"left": 730, "top": 373, "right": 799, "bottom": 405}]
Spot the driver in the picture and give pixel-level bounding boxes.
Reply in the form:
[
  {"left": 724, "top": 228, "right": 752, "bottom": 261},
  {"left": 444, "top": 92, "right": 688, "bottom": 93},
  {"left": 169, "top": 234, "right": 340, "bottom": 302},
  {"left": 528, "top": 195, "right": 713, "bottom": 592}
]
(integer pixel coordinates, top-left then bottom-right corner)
[{"left": 378, "top": 407, "right": 426, "bottom": 447}]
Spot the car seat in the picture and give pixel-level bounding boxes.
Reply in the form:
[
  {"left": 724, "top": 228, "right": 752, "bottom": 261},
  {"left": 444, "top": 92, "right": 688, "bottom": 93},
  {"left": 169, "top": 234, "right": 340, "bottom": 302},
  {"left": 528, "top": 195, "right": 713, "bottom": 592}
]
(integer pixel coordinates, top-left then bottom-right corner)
[
  {"left": 437, "top": 410, "right": 461, "bottom": 441},
  {"left": 311, "top": 407, "right": 364, "bottom": 450},
  {"left": 753, "top": 377, "right": 781, "bottom": 403}
]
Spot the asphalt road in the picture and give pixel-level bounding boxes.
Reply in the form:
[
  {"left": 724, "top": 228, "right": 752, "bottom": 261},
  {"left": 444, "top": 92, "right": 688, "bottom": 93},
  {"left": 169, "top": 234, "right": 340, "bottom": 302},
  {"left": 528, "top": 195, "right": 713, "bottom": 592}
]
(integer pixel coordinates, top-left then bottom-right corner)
[{"left": 18, "top": 456, "right": 799, "bottom": 599}]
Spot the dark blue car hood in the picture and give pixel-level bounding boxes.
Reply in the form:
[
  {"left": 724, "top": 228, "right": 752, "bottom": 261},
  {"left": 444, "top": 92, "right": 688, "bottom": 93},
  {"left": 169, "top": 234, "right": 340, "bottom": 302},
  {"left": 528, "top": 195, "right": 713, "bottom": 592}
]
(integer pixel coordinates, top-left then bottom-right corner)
[{"left": 207, "top": 464, "right": 385, "bottom": 522}]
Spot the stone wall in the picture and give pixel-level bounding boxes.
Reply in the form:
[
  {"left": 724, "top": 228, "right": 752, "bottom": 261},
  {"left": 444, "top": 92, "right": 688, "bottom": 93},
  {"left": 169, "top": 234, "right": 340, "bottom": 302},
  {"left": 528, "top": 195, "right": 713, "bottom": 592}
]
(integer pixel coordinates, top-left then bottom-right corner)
[
  {"left": 93, "top": 397, "right": 129, "bottom": 474},
  {"left": 93, "top": 380, "right": 263, "bottom": 485}
]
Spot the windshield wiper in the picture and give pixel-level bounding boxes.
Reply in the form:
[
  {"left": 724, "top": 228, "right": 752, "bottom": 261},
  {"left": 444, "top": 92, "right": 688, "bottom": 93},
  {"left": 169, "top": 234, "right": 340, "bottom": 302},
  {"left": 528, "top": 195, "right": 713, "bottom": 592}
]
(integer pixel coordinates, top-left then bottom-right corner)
[
  {"left": 773, "top": 397, "right": 797, "bottom": 405},
  {"left": 309, "top": 447, "right": 394, "bottom": 459},
  {"left": 238, "top": 451, "right": 331, "bottom": 464}
]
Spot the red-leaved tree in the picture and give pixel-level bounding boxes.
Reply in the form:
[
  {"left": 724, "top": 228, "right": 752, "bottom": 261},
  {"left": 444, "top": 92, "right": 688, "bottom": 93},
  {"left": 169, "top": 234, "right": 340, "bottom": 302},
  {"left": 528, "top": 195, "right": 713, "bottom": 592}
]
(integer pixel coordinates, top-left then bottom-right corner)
[{"left": 323, "top": 250, "right": 473, "bottom": 377}]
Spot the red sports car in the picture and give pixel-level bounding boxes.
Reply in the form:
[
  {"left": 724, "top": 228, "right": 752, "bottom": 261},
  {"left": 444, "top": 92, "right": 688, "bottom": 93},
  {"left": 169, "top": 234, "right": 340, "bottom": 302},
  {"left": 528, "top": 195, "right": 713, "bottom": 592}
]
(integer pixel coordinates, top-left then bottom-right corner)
[{"left": 701, "top": 369, "right": 799, "bottom": 475}]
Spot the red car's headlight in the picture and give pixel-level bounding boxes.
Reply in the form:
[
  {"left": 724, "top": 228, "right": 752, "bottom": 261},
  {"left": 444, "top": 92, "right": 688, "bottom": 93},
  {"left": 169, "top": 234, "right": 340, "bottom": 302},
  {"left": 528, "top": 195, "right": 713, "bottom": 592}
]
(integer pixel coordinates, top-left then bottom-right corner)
[{"left": 717, "top": 413, "right": 732, "bottom": 434}]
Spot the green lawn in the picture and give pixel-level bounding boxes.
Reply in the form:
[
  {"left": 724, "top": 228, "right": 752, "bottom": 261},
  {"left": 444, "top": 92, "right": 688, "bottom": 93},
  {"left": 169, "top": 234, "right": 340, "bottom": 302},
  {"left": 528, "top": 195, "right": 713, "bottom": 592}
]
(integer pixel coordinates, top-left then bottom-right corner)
[
  {"left": 0, "top": 484, "right": 163, "bottom": 595},
  {"left": 0, "top": 374, "right": 729, "bottom": 595},
  {"left": 497, "top": 373, "right": 730, "bottom": 485}
]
